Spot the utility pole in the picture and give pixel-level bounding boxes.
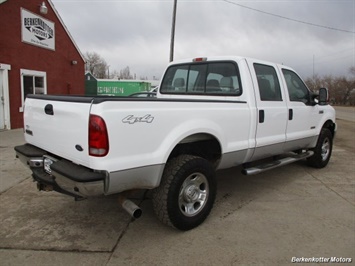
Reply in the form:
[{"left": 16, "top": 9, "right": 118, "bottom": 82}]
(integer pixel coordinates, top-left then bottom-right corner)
[
  {"left": 313, "top": 55, "right": 315, "bottom": 90},
  {"left": 169, "top": 0, "right": 177, "bottom": 62}
]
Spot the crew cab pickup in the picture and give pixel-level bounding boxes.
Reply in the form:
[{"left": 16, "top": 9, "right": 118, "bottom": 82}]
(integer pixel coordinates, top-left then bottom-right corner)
[{"left": 15, "top": 56, "right": 336, "bottom": 230}]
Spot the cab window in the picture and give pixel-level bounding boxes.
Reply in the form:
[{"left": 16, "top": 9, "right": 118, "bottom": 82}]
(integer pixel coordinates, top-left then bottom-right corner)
[
  {"left": 282, "top": 69, "right": 310, "bottom": 103},
  {"left": 254, "top": 63, "right": 282, "bottom": 101},
  {"left": 160, "top": 62, "right": 242, "bottom": 96}
]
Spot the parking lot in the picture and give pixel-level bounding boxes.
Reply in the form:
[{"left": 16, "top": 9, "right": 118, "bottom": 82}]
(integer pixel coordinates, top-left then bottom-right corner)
[{"left": 0, "top": 108, "right": 354, "bottom": 265}]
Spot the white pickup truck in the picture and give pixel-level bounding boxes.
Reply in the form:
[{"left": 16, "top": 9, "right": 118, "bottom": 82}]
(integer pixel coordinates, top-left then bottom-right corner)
[{"left": 15, "top": 56, "right": 336, "bottom": 230}]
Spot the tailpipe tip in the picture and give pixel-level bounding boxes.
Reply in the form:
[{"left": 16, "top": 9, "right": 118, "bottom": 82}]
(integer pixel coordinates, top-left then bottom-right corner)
[{"left": 121, "top": 199, "right": 142, "bottom": 219}]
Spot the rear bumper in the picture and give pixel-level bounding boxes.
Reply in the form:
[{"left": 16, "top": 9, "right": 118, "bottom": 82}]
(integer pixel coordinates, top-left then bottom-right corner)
[{"left": 15, "top": 144, "right": 106, "bottom": 199}]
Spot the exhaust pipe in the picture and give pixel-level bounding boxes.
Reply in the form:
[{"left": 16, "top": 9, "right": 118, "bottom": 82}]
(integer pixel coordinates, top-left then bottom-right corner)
[{"left": 118, "top": 196, "right": 142, "bottom": 219}]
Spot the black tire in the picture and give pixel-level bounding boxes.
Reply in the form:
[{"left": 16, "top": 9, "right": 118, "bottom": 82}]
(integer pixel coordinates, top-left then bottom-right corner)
[
  {"left": 152, "top": 155, "right": 216, "bottom": 231},
  {"left": 307, "top": 128, "right": 333, "bottom": 168}
]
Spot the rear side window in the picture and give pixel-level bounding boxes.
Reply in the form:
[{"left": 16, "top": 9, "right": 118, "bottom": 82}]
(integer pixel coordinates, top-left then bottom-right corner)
[
  {"left": 160, "top": 62, "right": 242, "bottom": 96},
  {"left": 254, "top": 63, "right": 282, "bottom": 101}
]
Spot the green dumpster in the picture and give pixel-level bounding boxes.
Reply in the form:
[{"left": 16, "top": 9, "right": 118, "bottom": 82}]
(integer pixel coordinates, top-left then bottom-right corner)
[{"left": 97, "top": 80, "right": 151, "bottom": 96}]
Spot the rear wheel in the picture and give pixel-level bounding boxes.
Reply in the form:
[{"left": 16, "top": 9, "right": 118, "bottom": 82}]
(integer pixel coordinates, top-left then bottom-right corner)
[
  {"left": 152, "top": 155, "right": 216, "bottom": 231},
  {"left": 307, "top": 128, "right": 333, "bottom": 168}
]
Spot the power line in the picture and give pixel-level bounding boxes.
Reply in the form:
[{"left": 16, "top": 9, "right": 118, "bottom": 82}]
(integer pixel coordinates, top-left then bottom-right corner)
[{"left": 221, "top": 0, "right": 355, "bottom": 34}]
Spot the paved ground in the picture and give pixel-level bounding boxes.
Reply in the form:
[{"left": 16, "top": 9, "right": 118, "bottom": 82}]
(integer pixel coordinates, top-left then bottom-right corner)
[
  {"left": 333, "top": 106, "right": 355, "bottom": 122},
  {"left": 0, "top": 112, "right": 354, "bottom": 265}
]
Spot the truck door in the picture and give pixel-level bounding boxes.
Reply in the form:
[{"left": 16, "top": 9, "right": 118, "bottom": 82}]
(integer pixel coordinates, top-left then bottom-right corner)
[
  {"left": 281, "top": 68, "right": 319, "bottom": 150},
  {"left": 248, "top": 61, "right": 288, "bottom": 161}
]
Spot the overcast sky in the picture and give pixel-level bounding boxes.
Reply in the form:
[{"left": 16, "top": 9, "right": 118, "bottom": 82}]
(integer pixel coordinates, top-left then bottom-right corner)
[{"left": 51, "top": 0, "right": 354, "bottom": 80}]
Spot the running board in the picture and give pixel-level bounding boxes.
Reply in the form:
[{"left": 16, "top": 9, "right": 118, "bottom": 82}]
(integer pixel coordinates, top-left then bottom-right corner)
[{"left": 242, "top": 151, "right": 314, "bottom": 175}]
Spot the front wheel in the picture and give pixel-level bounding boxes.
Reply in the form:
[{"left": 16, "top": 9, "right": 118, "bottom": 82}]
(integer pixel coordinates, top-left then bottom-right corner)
[
  {"left": 152, "top": 155, "right": 216, "bottom": 231},
  {"left": 307, "top": 128, "right": 333, "bottom": 168}
]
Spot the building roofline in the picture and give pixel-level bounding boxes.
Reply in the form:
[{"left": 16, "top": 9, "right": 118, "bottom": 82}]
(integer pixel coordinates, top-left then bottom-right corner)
[{"left": 47, "top": 0, "right": 86, "bottom": 63}]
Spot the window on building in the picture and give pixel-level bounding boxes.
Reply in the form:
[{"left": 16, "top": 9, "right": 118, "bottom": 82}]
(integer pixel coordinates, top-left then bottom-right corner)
[
  {"left": 20, "top": 69, "right": 47, "bottom": 112},
  {"left": 254, "top": 63, "right": 282, "bottom": 101}
]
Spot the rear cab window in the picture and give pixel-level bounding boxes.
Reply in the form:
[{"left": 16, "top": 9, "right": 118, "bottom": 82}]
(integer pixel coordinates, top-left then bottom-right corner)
[
  {"left": 254, "top": 63, "right": 282, "bottom": 101},
  {"left": 160, "top": 61, "right": 242, "bottom": 96}
]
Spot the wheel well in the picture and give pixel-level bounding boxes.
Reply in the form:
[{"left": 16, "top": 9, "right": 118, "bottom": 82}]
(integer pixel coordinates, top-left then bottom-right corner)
[
  {"left": 168, "top": 134, "right": 222, "bottom": 165},
  {"left": 323, "top": 120, "right": 336, "bottom": 138}
]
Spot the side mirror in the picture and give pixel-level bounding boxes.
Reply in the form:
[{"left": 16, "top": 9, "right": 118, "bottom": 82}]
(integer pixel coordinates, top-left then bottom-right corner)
[{"left": 318, "top": 87, "right": 329, "bottom": 105}]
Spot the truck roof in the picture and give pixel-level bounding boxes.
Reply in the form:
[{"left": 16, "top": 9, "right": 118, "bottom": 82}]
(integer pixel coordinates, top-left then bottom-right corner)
[{"left": 169, "top": 56, "right": 286, "bottom": 68}]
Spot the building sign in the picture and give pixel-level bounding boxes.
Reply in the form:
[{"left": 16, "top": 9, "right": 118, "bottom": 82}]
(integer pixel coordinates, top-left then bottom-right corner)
[{"left": 21, "top": 8, "right": 55, "bottom": 51}]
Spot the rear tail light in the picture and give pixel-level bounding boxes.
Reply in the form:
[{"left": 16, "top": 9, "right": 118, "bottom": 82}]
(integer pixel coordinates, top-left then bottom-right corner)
[{"left": 89, "top": 115, "right": 109, "bottom": 157}]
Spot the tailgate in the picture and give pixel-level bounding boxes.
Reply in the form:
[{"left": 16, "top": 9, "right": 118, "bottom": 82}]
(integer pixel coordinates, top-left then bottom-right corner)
[{"left": 24, "top": 95, "right": 93, "bottom": 167}]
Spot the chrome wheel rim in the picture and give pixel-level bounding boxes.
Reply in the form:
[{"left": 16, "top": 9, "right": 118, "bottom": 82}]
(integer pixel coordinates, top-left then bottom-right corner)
[
  {"left": 321, "top": 137, "right": 330, "bottom": 161},
  {"left": 178, "top": 173, "right": 209, "bottom": 217}
]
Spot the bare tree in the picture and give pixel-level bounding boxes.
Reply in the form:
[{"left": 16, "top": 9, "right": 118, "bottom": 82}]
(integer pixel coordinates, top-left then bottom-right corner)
[
  {"left": 347, "top": 67, "right": 355, "bottom": 105},
  {"left": 305, "top": 74, "right": 322, "bottom": 92},
  {"left": 305, "top": 67, "right": 355, "bottom": 105},
  {"left": 350, "top": 66, "right": 355, "bottom": 76},
  {"left": 119, "top": 66, "right": 133, "bottom": 79},
  {"left": 110, "top": 70, "right": 119, "bottom": 79},
  {"left": 85, "top": 52, "right": 108, "bottom": 78}
]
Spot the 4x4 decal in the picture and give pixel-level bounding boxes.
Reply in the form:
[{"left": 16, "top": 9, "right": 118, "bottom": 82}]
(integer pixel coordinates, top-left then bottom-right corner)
[{"left": 122, "top": 114, "right": 154, "bottom": 124}]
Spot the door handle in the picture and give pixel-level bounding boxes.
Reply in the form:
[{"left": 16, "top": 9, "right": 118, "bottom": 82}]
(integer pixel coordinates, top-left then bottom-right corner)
[
  {"left": 259, "top": 110, "right": 265, "bottom": 123},
  {"left": 289, "top": 109, "right": 293, "bottom": 120},
  {"left": 44, "top": 104, "right": 54, "bottom": 115}
]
